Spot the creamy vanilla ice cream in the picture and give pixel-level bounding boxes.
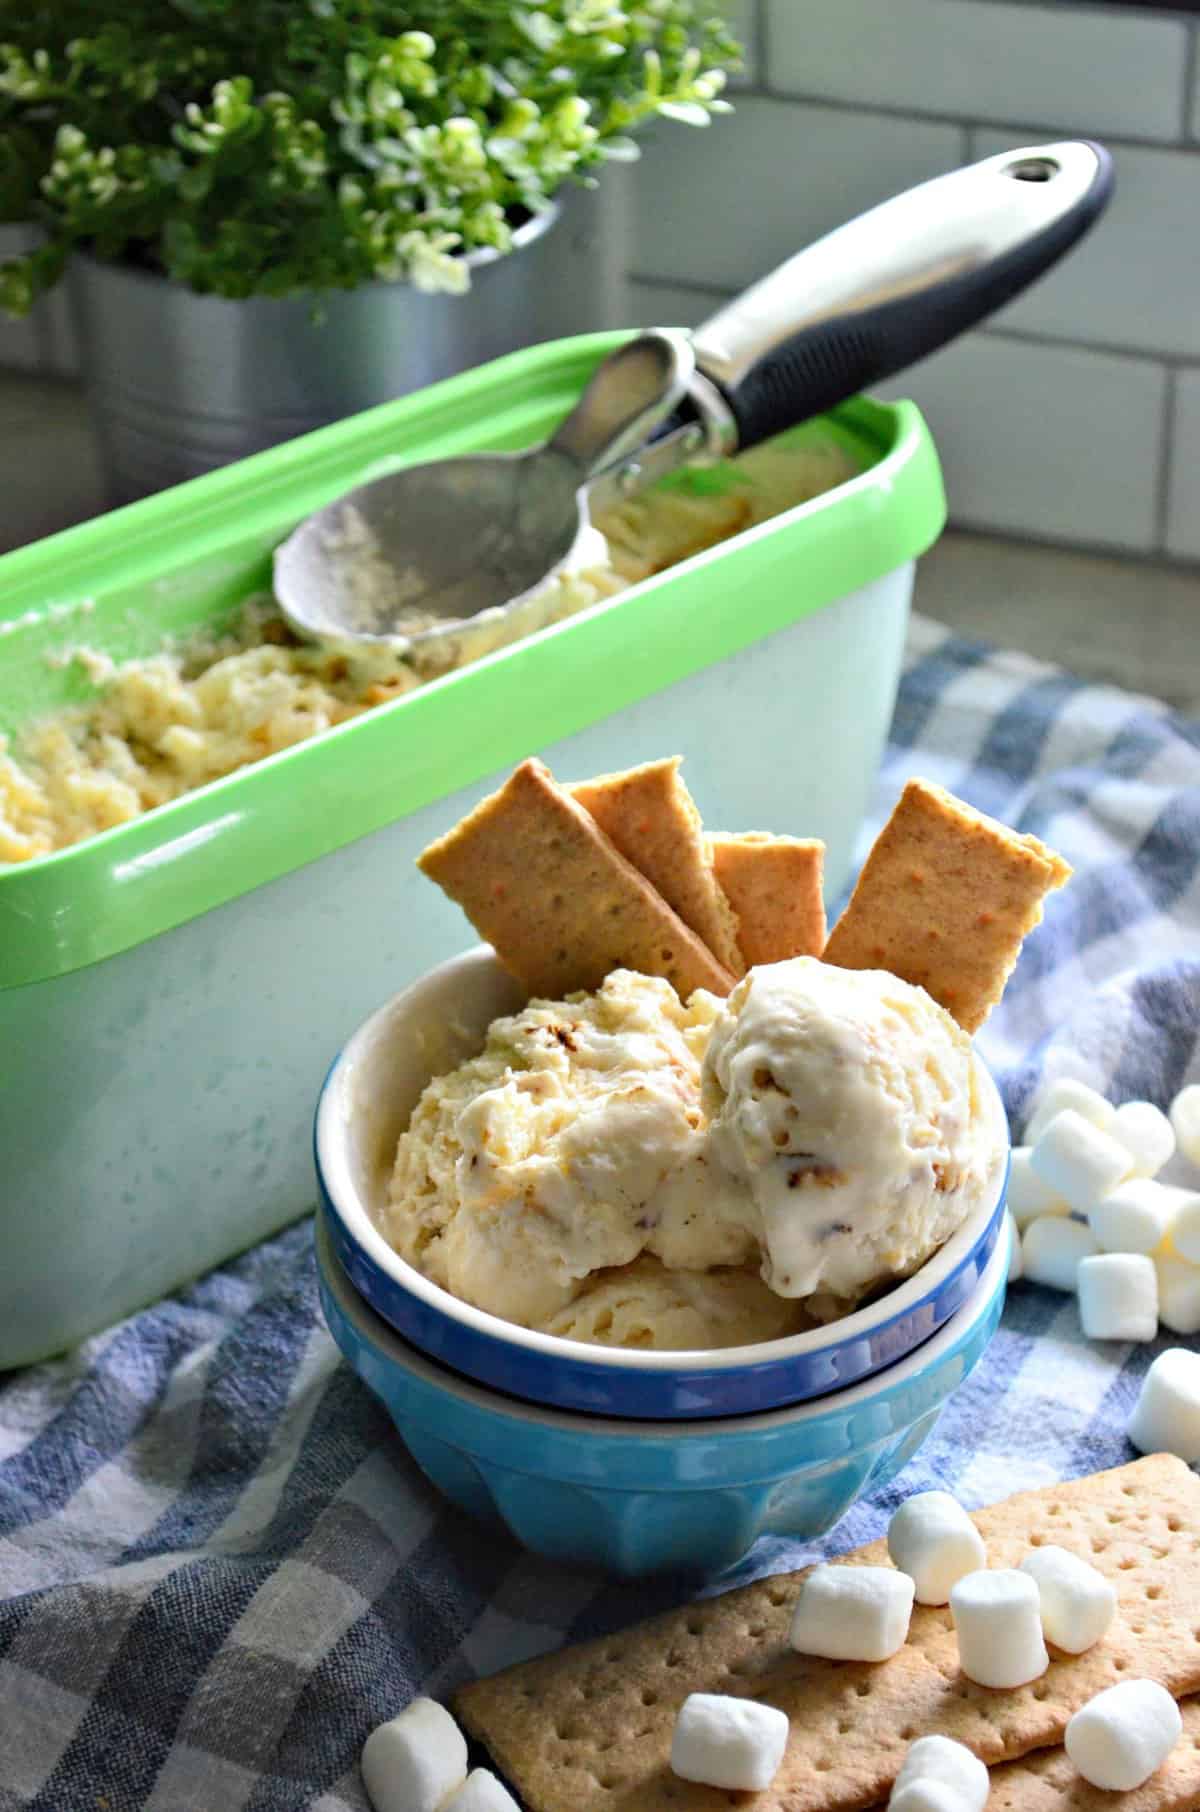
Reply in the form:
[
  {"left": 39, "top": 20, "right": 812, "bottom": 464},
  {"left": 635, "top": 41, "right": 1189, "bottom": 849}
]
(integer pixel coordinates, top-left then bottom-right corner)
[
  {"left": 384, "top": 957, "right": 1001, "bottom": 1350},
  {"left": 543, "top": 1255, "right": 813, "bottom": 1349},
  {"left": 703, "top": 958, "right": 1000, "bottom": 1306},
  {"left": 384, "top": 969, "right": 761, "bottom": 1336}
]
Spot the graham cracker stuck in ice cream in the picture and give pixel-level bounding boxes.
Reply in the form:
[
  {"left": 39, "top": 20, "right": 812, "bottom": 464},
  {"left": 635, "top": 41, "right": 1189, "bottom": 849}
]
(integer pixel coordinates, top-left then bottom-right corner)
[
  {"left": 570, "top": 759, "right": 744, "bottom": 975},
  {"left": 416, "top": 758, "right": 736, "bottom": 1001},
  {"left": 823, "top": 778, "right": 1072, "bottom": 1032},
  {"left": 708, "top": 831, "right": 826, "bottom": 967},
  {"left": 456, "top": 1455, "right": 1200, "bottom": 1812}
]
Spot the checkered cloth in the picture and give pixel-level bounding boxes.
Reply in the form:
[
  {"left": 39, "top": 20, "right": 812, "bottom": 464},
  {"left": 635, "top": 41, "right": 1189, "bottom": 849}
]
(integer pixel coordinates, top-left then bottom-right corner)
[{"left": 3, "top": 612, "right": 1199, "bottom": 1812}]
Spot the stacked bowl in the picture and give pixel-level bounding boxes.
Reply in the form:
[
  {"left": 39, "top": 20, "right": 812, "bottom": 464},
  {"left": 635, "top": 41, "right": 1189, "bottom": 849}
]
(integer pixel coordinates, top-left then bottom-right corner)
[{"left": 315, "top": 947, "right": 1012, "bottom": 1576}]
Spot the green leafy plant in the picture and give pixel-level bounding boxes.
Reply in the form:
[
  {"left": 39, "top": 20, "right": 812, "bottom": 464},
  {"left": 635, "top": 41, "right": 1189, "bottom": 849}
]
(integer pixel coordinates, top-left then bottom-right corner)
[{"left": 0, "top": 1, "right": 738, "bottom": 313}]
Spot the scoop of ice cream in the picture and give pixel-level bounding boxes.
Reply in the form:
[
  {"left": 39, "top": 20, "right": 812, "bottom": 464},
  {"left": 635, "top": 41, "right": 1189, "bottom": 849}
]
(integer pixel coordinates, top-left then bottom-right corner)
[
  {"left": 542, "top": 1256, "right": 812, "bottom": 1350},
  {"left": 385, "top": 969, "right": 755, "bottom": 1328},
  {"left": 702, "top": 957, "right": 999, "bottom": 1302}
]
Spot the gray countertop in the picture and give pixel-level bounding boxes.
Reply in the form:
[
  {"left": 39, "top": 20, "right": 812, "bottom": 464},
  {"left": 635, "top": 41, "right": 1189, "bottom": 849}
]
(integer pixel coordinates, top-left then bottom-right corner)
[{"left": 2, "top": 369, "right": 1197, "bottom": 717}]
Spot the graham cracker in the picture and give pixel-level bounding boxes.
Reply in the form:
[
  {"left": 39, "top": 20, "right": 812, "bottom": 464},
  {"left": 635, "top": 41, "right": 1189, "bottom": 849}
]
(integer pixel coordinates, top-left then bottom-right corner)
[
  {"left": 984, "top": 1695, "right": 1200, "bottom": 1812},
  {"left": 569, "top": 760, "right": 744, "bottom": 974},
  {"left": 455, "top": 1456, "right": 1200, "bottom": 1812},
  {"left": 708, "top": 832, "right": 827, "bottom": 967},
  {"left": 416, "top": 758, "right": 736, "bottom": 1001},
  {"left": 823, "top": 778, "right": 1072, "bottom": 1032}
]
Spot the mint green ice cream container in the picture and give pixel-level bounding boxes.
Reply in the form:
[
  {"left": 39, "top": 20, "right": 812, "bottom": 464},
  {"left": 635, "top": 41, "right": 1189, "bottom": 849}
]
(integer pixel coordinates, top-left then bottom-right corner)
[{"left": 0, "top": 332, "right": 945, "bottom": 1368}]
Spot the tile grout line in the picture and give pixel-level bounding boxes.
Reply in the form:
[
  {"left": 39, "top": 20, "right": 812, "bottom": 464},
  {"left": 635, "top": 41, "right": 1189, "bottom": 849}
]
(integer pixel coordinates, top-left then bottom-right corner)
[
  {"left": 949, "top": 0, "right": 1197, "bottom": 17},
  {"left": 627, "top": 273, "right": 1200, "bottom": 377},
  {"left": 1155, "top": 366, "right": 1180, "bottom": 555},
  {"left": 1184, "top": 19, "right": 1200, "bottom": 143},
  {"left": 978, "top": 327, "right": 1187, "bottom": 371},
  {"left": 753, "top": 0, "right": 768, "bottom": 88},
  {"left": 931, "top": 518, "right": 1200, "bottom": 581},
  {"left": 730, "top": 83, "right": 1200, "bottom": 158}
]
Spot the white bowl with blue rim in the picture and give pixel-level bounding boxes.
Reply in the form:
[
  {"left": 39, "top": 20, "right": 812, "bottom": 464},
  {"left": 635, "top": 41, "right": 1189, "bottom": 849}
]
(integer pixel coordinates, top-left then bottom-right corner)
[
  {"left": 316, "top": 1207, "right": 1010, "bottom": 1576},
  {"left": 314, "top": 946, "right": 1010, "bottom": 1419}
]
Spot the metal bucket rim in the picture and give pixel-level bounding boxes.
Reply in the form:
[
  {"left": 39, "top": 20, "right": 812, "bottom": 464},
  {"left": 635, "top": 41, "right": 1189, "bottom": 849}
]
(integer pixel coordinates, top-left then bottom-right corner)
[{"left": 69, "top": 199, "right": 562, "bottom": 302}]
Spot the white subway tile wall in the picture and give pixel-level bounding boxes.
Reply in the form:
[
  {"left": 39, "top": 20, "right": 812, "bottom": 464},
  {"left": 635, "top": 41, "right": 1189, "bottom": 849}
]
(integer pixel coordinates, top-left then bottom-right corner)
[
  {"left": 765, "top": 0, "right": 1190, "bottom": 142},
  {"left": 970, "top": 128, "right": 1200, "bottom": 359},
  {"left": 625, "top": 0, "right": 1200, "bottom": 563},
  {"left": 627, "top": 280, "right": 732, "bottom": 332},
  {"left": 630, "top": 99, "right": 964, "bottom": 290},
  {"left": 874, "top": 336, "right": 1168, "bottom": 554}
]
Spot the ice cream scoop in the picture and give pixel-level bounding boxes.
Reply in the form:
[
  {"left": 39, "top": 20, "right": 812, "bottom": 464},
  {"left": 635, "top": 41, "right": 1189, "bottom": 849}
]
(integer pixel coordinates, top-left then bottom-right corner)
[
  {"left": 275, "top": 142, "right": 1112, "bottom": 654},
  {"left": 702, "top": 959, "right": 1000, "bottom": 1304}
]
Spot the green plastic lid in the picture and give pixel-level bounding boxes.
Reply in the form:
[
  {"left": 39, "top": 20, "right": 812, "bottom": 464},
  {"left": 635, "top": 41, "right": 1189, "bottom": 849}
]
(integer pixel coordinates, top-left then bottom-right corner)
[{"left": 0, "top": 334, "right": 945, "bottom": 988}]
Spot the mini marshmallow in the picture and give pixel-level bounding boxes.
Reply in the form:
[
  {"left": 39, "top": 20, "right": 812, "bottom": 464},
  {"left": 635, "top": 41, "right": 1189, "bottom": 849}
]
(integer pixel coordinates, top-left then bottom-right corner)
[
  {"left": 670, "top": 1692, "right": 789, "bottom": 1791},
  {"left": 950, "top": 1567, "right": 1049, "bottom": 1689},
  {"left": 1089, "top": 1178, "right": 1178, "bottom": 1255},
  {"left": 889, "top": 1781, "right": 966, "bottom": 1812},
  {"left": 1128, "top": 1346, "right": 1200, "bottom": 1461},
  {"left": 1007, "top": 1212, "right": 1023, "bottom": 1282},
  {"left": 361, "top": 1697, "right": 468, "bottom": 1812},
  {"left": 789, "top": 1563, "right": 914, "bottom": 1662},
  {"left": 1064, "top": 1678, "right": 1181, "bottom": 1791},
  {"left": 1111, "top": 1100, "right": 1176, "bottom": 1180},
  {"left": 887, "top": 1492, "right": 986, "bottom": 1606},
  {"left": 443, "top": 1771, "right": 521, "bottom": 1812},
  {"left": 1022, "top": 1216, "right": 1099, "bottom": 1293},
  {"left": 1026, "top": 1078, "right": 1115, "bottom": 1146},
  {"left": 1077, "top": 1253, "right": 1158, "bottom": 1342},
  {"left": 1020, "top": 1544, "right": 1117, "bottom": 1653},
  {"left": 1154, "top": 1256, "right": 1200, "bottom": 1336},
  {"left": 1170, "top": 1083, "right": 1200, "bottom": 1167},
  {"left": 1007, "top": 1147, "right": 1068, "bottom": 1229},
  {"left": 1169, "top": 1192, "right": 1200, "bottom": 1265},
  {"left": 1029, "top": 1110, "right": 1131, "bottom": 1213},
  {"left": 889, "top": 1734, "right": 989, "bottom": 1812}
]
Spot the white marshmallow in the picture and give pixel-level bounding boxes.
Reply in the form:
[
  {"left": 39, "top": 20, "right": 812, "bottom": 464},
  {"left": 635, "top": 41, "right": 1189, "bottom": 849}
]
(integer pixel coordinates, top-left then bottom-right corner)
[
  {"left": 1007, "top": 1147, "right": 1068, "bottom": 1229},
  {"left": 1111, "top": 1100, "right": 1176, "bottom": 1180},
  {"left": 361, "top": 1698, "right": 468, "bottom": 1812},
  {"left": 887, "top": 1492, "right": 986, "bottom": 1606},
  {"left": 1169, "top": 1192, "right": 1200, "bottom": 1265},
  {"left": 789, "top": 1563, "right": 914, "bottom": 1662},
  {"left": 1077, "top": 1253, "right": 1158, "bottom": 1342},
  {"left": 443, "top": 1771, "right": 521, "bottom": 1812},
  {"left": 1007, "top": 1213, "right": 1023, "bottom": 1282},
  {"left": 1128, "top": 1347, "right": 1200, "bottom": 1461},
  {"left": 1026, "top": 1079, "right": 1115, "bottom": 1146},
  {"left": 1154, "top": 1256, "right": 1200, "bottom": 1336},
  {"left": 1169, "top": 1083, "right": 1200, "bottom": 1167},
  {"left": 1020, "top": 1544, "right": 1117, "bottom": 1653},
  {"left": 1089, "top": 1178, "right": 1178, "bottom": 1255},
  {"left": 890, "top": 1734, "right": 989, "bottom": 1812},
  {"left": 670, "top": 1692, "right": 789, "bottom": 1791},
  {"left": 1030, "top": 1111, "right": 1131, "bottom": 1212},
  {"left": 889, "top": 1781, "right": 968, "bottom": 1812},
  {"left": 1064, "top": 1678, "right": 1181, "bottom": 1791},
  {"left": 1022, "top": 1216, "right": 1099, "bottom": 1293},
  {"left": 950, "top": 1568, "right": 1049, "bottom": 1689}
]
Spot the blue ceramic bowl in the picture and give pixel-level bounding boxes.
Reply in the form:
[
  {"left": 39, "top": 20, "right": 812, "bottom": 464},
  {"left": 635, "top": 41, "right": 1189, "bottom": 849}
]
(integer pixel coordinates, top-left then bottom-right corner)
[
  {"left": 315, "top": 946, "right": 1011, "bottom": 1420},
  {"left": 317, "top": 1209, "right": 1010, "bottom": 1577}
]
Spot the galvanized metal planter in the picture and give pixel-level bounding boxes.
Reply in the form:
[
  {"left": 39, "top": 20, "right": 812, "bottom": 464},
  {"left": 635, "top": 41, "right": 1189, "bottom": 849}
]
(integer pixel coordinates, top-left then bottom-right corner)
[{"left": 67, "top": 182, "right": 628, "bottom": 504}]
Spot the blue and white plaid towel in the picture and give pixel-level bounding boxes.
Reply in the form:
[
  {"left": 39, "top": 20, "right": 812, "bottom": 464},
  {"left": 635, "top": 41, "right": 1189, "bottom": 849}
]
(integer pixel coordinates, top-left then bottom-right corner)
[{"left": 3, "top": 613, "right": 1199, "bottom": 1812}]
